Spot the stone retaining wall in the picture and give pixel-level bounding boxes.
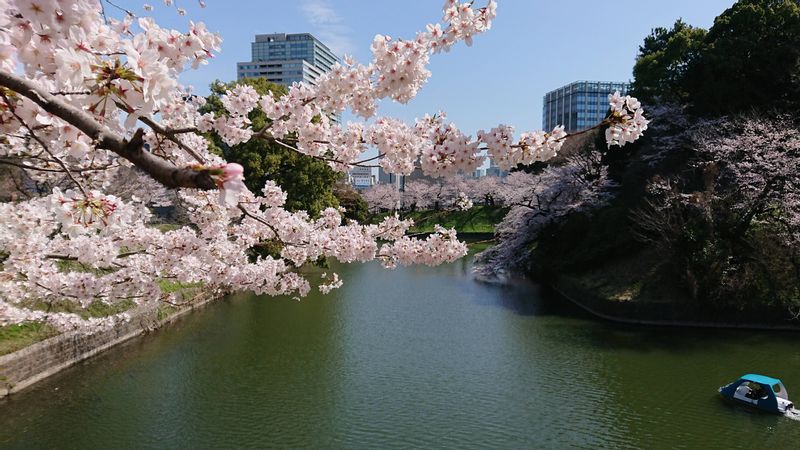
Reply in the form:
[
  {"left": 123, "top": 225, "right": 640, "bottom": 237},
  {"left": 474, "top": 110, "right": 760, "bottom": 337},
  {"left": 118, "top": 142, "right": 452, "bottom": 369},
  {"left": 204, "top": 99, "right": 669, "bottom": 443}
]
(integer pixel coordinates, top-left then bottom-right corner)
[{"left": 0, "top": 293, "right": 218, "bottom": 398}]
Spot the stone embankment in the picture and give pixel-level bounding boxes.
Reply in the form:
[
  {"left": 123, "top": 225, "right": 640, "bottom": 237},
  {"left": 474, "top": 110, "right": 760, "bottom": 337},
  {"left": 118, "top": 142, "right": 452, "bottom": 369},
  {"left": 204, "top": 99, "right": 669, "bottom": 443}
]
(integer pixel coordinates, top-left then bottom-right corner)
[{"left": 0, "top": 292, "right": 218, "bottom": 398}]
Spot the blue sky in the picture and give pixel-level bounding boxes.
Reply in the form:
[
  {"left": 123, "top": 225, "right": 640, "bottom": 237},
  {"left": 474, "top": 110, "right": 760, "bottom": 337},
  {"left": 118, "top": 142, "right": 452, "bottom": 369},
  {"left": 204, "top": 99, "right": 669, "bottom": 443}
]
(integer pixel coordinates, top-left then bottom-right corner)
[{"left": 144, "top": 0, "right": 736, "bottom": 134}]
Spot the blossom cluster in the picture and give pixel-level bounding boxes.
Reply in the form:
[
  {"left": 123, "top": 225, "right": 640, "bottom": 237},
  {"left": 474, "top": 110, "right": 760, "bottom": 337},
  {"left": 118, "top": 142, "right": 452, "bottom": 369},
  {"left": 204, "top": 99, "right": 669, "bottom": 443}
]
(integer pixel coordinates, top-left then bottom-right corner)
[
  {"left": 606, "top": 92, "right": 650, "bottom": 147},
  {"left": 212, "top": 162, "right": 246, "bottom": 206},
  {"left": 454, "top": 192, "right": 474, "bottom": 211},
  {"left": 51, "top": 188, "right": 122, "bottom": 237},
  {"left": 1, "top": 301, "right": 130, "bottom": 331},
  {"left": 0, "top": 183, "right": 469, "bottom": 330},
  {"left": 4, "top": 0, "right": 220, "bottom": 122},
  {"left": 378, "top": 226, "right": 469, "bottom": 269},
  {"left": 416, "top": 113, "right": 483, "bottom": 177},
  {"left": 478, "top": 125, "right": 568, "bottom": 171}
]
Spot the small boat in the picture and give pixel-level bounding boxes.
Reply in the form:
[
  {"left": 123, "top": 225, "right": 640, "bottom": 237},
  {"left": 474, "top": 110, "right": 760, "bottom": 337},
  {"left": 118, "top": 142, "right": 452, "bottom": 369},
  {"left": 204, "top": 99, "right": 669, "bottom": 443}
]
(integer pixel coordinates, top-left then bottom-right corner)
[{"left": 719, "top": 374, "right": 794, "bottom": 414}]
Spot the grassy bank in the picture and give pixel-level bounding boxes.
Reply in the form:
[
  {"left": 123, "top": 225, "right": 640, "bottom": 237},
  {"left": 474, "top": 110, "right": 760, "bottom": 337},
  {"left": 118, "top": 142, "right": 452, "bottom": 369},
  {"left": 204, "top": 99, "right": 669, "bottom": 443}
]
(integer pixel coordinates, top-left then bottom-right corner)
[
  {"left": 0, "top": 323, "right": 59, "bottom": 356},
  {"left": 0, "top": 280, "right": 205, "bottom": 357},
  {"left": 0, "top": 220, "right": 210, "bottom": 356},
  {"left": 0, "top": 300, "right": 139, "bottom": 357}
]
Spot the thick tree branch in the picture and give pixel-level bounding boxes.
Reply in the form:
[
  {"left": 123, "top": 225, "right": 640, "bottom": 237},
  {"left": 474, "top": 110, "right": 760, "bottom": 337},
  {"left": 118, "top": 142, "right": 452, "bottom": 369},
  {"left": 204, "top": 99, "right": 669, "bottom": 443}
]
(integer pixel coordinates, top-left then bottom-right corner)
[{"left": 0, "top": 70, "right": 216, "bottom": 190}]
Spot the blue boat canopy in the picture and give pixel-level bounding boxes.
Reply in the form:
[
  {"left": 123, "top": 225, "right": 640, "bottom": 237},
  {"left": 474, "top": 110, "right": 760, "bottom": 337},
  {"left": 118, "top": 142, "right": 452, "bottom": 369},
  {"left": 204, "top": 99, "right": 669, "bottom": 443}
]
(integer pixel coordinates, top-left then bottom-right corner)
[
  {"left": 719, "top": 374, "right": 793, "bottom": 414},
  {"left": 741, "top": 374, "right": 782, "bottom": 386}
]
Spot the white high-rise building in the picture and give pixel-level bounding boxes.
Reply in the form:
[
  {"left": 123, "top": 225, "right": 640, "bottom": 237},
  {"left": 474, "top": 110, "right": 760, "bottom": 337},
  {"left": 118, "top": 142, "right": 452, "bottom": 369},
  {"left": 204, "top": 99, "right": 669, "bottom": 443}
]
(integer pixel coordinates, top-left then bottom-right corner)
[{"left": 237, "top": 33, "right": 338, "bottom": 86}]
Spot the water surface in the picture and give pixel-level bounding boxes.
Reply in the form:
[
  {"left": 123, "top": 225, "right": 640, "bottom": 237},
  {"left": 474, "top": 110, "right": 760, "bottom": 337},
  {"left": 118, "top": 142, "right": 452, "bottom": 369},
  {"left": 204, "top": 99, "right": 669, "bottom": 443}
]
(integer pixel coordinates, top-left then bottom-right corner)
[{"left": 1, "top": 253, "right": 799, "bottom": 448}]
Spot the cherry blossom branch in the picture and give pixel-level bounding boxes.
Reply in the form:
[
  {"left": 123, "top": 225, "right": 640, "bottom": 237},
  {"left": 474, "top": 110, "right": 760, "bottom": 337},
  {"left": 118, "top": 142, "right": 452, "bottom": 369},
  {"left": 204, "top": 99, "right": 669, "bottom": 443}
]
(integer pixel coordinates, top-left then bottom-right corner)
[
  {"left": 44, "top": 250, "right": 145, "bottom": 261},
  {"left": 265, "top": 134, "right": 385, "bottom": 167},
  {"left": 0, "top": 70, "right": 216, "bottom": 190},
  {"left": 50, "top": 90, "right": 94, "bottom": 96},
  {"left": 272, "top": 116, "right": 612, "bottom": 173},
  {"left": 0, "top": 159, "right": 66, "bottom": 173},
  {"left": 251, "top": 96, "right": 317, "bottom": 141},
  {"left": 102, "top": 0, "right": 135, "bottom": 18},
  {"left": 271, "top": 138, "right": 381, "bottom": 168},
  {"left": 136, "top": 114, "right": 206, "bottom": 164},
  {"left": 236, "top": 204, "right": 283, "bottom": 243}
]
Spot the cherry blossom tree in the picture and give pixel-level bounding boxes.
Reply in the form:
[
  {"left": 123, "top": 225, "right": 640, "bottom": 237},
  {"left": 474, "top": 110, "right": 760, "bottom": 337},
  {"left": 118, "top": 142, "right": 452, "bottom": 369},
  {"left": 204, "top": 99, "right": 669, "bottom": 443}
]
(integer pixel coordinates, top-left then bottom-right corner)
[
  {"left": 476, "top": 149, "right": 617, "bottom": 278},
  {"left": 399, "top": 180, "right": 434, "bottom": 211},
  {"left": 0, "top": 0, "right": 647, "bottom": 330},
  {"left": 364, "top": 178, "right": 485, "bottom": 212},
  {"left": 403, "top": 179, "right": 467, "bottom": 211},
  {"left": 695, "top": 116, "right": 800, "bottom": 245},
  {"left": 472, "top": 176, "right": 503, "bottom": 206},
  {"left": 632, "top": 115, "right": 800, "bottom": 305},
  {"left": 361, "top": 184, "right": 402, "bottom": 213}
]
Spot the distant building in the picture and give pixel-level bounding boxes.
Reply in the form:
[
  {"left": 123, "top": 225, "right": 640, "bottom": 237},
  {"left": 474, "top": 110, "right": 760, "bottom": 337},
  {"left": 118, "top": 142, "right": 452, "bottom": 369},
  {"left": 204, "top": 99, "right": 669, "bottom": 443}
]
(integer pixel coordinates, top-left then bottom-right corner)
[
  {"left": 378, "top": 167, "right": 403, "bottom": 190},
  {"left": 377, "top": 167, "right": 439, "bottom": 191},
  {"left": 484, "top": 166, "right": 502, "bottom": 178},
  {"left": 348, "top": 166, "right": 375, "bottom": 190},
  {"left": 404, "top": 167, "right": 436, "bottom": 183},
  {"left": 484, "top": 159, "right": 507, "bottom": 178},
  {"left": 542, "top": 80, "right": 630, "bottom": 133},
  {"left": 237, "top": 33, "right": 338, "bottom": 86}
]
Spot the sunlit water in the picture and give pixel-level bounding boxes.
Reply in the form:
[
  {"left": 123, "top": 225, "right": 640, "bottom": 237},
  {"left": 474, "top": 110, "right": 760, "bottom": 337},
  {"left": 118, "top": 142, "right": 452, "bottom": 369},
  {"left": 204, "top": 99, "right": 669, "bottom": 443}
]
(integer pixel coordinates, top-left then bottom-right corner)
[{"left": 2, "top": 251, "right": 800, "bottom": 448}]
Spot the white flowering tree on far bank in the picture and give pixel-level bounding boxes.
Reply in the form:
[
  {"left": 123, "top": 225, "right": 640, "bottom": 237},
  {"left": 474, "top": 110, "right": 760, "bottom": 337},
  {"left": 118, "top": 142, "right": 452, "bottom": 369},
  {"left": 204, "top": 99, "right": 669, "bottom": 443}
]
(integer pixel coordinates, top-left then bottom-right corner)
[
  {"left": 0, "top": 0, "right": 648, "bottom": 330},
  {"left": 361, "top": 184, "right": 402, "bottom": 213},
  {"left": 475, "top": 149, "right": 619, "bottom": 277}
]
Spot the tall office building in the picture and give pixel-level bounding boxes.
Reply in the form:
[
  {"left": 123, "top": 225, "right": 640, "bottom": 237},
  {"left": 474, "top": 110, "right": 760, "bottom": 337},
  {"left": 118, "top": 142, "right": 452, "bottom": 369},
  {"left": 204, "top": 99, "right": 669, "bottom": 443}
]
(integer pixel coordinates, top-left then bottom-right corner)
[
  {"left": 542, "top": 80, "right": 630, "bottom": 133},
  {"left": 237, "top": 33, "right": 338, "bottom": 86}
]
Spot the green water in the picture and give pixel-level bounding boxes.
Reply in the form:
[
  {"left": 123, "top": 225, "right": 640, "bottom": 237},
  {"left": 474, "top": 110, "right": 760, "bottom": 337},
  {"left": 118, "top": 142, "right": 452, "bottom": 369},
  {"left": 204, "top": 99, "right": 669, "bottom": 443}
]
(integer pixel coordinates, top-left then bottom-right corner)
[{"left": 1, "top": 253, "right": 800, "bottom": 448}]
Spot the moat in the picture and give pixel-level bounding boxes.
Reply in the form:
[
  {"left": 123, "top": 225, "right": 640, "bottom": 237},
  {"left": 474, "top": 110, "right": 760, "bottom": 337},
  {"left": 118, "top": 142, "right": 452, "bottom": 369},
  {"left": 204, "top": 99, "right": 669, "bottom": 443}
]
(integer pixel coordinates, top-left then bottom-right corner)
[{"left": 2, "top": 252, "right": 799, "bottom": 448}]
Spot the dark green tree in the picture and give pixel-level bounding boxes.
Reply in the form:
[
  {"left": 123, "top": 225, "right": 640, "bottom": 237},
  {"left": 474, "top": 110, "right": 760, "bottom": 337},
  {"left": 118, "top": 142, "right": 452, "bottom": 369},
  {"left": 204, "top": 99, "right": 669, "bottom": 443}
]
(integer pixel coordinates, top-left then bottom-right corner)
[
  {"left": 203, "top": 77, "right": 341, "bottom": 216},
  {"left": 684, "top": 0, "right": 800, "bottom": 115},
  {"left": 332, "top": 180, "right": 370, "bottom": 223},
  {"left": 631, "top": 19, "right": 707, "bottom": 105}
]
